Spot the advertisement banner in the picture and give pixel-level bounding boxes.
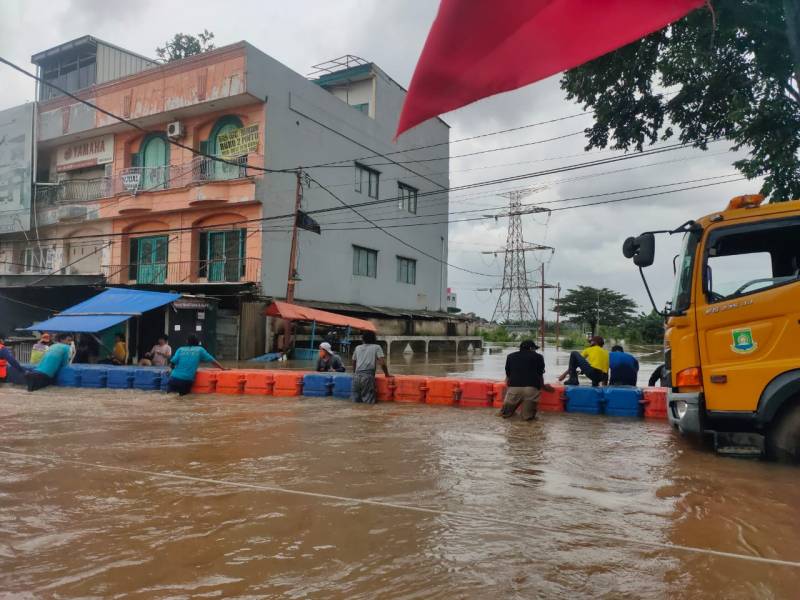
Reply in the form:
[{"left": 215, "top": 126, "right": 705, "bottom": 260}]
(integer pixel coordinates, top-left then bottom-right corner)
[
  {"left": 217, "top": 124, "right": 259, "bottom": 158},
  {"left": 0, "top": 103, "right": 35, "bottom": 234},
  {"left": 56, "top": 134, "right": 114, "bottom": 172}
]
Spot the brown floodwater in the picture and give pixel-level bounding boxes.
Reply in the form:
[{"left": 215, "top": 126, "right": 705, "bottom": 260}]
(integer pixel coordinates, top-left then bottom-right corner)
[{"left": 1, "top": 348, "right": 799, "bottom": 598}]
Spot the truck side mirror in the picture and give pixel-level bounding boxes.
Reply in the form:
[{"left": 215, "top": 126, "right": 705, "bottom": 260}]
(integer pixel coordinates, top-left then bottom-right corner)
[{"left": 622, "top": 233, "right": 655, "bottom": 268}]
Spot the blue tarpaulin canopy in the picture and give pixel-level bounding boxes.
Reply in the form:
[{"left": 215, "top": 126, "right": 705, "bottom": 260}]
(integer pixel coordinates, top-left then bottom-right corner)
[{"left": 25, "top": 288, "right": 182, "bottom": 333}]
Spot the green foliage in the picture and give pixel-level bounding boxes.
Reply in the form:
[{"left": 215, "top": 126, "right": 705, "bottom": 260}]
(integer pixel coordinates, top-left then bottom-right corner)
[
  {"left": 479, "top": 325, "right": 512, "bottom": 342},
  {"left": 156, "top": 30, "right": 216, "bottom": 63},
  {"left": 557, "top": 286, "right": 638, "bottom": 337},
  {"left": 624, "top": 311, "right": 666, "bottom": 344},
  {"left": 561, "top": 1, "right": 800, "bottom": 201}
]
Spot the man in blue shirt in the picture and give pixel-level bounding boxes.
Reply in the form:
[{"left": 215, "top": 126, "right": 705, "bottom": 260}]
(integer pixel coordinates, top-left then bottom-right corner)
[
  {"left": 608, "top": 345, "right": 639, "bottom": 386},
  {"left": 167, "top": 335, "right": 226, "bottom": 396},
  {"left": 26, "top": 333, "right": 73, "bottom": 391}
]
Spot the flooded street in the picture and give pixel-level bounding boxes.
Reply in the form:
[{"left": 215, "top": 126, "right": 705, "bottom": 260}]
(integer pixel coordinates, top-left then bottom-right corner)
[{"left": 1, "top": 348, "right": 799, "bottom": 598}]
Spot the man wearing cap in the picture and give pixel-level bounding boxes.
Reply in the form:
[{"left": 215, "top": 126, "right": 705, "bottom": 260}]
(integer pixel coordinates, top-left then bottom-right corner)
[
  {"left": 499, "top": 339, "right": 546, "bottom": 421},
  {"left": 316, "top": 342, "right": 345, "bottom": 372}
]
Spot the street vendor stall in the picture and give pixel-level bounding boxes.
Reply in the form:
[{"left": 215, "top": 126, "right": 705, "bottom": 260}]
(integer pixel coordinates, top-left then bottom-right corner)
[{"left": 264, "top": 300, "right": 376, "bottom": 360}]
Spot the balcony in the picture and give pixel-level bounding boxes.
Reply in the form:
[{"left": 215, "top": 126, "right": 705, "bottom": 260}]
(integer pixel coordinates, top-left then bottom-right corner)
[
  {"left": 115, "top": 154, "right": 260, "bottom": 196},
  {"left": 34, "top": 179, "right": 111, "bottom": 205},
  {"left": 102, "top": 257, "right": 261, "bottom": 286}
]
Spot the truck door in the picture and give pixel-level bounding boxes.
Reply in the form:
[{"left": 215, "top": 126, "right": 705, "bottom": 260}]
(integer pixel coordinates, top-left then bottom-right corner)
[{"left": 696, "top": 217, "right": 800, "bottom": 413}]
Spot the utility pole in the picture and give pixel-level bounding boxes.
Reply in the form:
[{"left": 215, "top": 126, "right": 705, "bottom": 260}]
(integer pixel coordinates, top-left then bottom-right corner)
[
  {"left": 555, "top": 283, "right": 561, "bottom": 348},
  {"left": 540, "top": 262, "right": 545, "bottom": 352},
  {"left": 283, "top": 169, "right": 303, "bottom": 351}
]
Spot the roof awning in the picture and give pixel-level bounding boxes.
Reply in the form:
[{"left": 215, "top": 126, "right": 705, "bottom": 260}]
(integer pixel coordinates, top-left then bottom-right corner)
[
  {"left": 25, "top": 288, "right": 182, "bottom": 333},
  {"left": 265, "top": 300, "right": 376, "bottom": 332}
]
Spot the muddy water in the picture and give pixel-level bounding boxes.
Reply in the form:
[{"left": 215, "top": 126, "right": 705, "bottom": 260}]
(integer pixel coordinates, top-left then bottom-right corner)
[{"left": 1, "top": 349, "right": 799, "bottom": 598}]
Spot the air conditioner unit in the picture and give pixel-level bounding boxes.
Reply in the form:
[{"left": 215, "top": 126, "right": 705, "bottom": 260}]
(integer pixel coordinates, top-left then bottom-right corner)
[{"left": 167, "top": 121, "right": 185, "bottom": 139}]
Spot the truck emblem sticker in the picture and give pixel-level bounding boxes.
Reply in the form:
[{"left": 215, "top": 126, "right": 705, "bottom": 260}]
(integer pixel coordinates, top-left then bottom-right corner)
[{"left": 731, "top": 328, "right": 757, "bottom": 354}]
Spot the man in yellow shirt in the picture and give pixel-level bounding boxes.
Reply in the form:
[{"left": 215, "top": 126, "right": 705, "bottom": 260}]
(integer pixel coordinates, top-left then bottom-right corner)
[{"left": 558, "top": 336, "right": 609, "bottom": 387}]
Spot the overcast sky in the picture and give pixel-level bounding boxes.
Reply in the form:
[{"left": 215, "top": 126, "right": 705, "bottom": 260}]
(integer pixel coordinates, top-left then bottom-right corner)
[{"left": 0, "top": 0, "right": 760, "bottom": 321}]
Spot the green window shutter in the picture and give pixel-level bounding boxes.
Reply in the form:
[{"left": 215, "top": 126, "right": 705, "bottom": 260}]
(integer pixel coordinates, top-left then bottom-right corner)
[
  {"left": 128, "top": 238, "right": 138, "bottom": 280},
  {"left": 198, "top": 232, "right": 208, "bottom": 277},
  {"left": 130, "top": 152, "right": 140, "bottom": 168}
]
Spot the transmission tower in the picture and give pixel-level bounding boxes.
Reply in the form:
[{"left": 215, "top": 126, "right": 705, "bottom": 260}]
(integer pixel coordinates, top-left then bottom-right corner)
[{"left": 481, "top": 187, "right": 552, "bottom": 325}]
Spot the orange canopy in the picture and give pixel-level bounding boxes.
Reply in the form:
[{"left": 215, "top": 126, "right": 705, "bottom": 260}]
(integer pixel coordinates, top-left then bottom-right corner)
[{"left": 265, "top": 301, "right": 376, "bottom": 332}]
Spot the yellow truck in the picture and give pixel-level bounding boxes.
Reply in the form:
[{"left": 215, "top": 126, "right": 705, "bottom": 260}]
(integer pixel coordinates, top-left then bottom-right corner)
[{"left": 624, "top": 194, "right": 800, "bottom": 461}]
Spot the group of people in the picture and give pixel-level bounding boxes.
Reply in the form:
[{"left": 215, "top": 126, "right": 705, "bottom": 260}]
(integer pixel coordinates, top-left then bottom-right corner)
[
  {"left": 499, "top": 336, "right": 642, "bottom": 421},
  {"left": 3, "top": 326, "right": 649, "bottom": 412},
  {"left": 0, "top": 331, "right": 227, "bottom": 396}
]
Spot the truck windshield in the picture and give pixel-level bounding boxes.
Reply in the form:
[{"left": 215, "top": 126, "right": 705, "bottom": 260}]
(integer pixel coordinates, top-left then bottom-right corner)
[{"left": 670, "top": 229, "right": 701, "bottom": 314}]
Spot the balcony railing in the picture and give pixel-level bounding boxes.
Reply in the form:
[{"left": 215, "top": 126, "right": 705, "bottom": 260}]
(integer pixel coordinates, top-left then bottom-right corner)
[
  {"left": 116, "top": 154, "right": 258, "bottom": 195},
  {"left": 34, "top": 178, "right": 111, "bottom": 205},
  {"left": 102, "top": 257, "right": 261, "bottom": 286},
  {"left": 32, "top": 154, "right": 262, "bottom": 206}
]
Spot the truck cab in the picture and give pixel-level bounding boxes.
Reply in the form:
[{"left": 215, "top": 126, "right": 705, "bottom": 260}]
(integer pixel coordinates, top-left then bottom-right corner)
[{"left": 626, "top": 194, "right": 800, "bottom": 461}]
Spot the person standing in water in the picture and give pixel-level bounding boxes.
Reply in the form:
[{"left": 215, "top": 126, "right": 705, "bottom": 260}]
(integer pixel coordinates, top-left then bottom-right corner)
[
  {"left": 351, "top": 331, "right": 389, "bottom": 404},
  {"left": 0, "top": 333, "right": 26, "bottom": 386},
  {"left": 499, "top": 339, "right": 546, "bottom": 420},
  {"left": 166, "top": 336, "right": 226, "bottom": 396}
]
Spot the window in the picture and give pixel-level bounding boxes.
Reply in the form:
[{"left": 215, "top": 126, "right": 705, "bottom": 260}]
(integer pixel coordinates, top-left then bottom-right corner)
[
  {"left": 198, "top": 229, "right": 247, "bottom": 281},
  {"left": 398, "top": 183, "right": 418, "bottom": 214},
  {"left": 200, "top": 115, "right": 246, "bottom": 181},
  {"left": 353, "top": 102, "right": 369, "bottom": 115},
  {"left": 703, "top": 217, "right": 800, "bottom": 303},
  {"left": 353, "top": 245, "right": 377, "bottom": 278},
  {"left": 671, "top": 229, "right": 701, "bottom": 314},
  {"left": 397, "top": 256, "right": 416, "bottom": 284},
  {"left": 129, "top": 236, "right": 169, "bottom": 284},
  {"left": 355, "top": 163, "right": 380, "bottom": 199},
  {"left": 133, "top": 133, "right": 169, "bottom": 191}
]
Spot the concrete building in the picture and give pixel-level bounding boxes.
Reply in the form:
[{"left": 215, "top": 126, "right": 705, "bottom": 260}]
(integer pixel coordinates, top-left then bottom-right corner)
[{"left": 0, "top": 38, "right": 451, "bottom": 357}]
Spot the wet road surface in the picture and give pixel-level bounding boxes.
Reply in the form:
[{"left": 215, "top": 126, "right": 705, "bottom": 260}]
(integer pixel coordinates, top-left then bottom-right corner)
[{"left": 1, "top": 350, "right": 799, "bottom": 598}]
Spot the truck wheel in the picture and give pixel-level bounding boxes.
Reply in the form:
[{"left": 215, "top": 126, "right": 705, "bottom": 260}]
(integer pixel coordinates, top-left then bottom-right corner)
[{"left": 767, "top": 403, "right": 800, "bottom": 463}]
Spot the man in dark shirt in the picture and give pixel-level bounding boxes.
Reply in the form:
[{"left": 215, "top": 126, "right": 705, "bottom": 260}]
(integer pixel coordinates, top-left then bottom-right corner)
[
  {"left": 499, "top": 339, "right": 546, "bottom": 421},
  {"left": 608, "top": 345, "right": 639, "bottom": 386}
]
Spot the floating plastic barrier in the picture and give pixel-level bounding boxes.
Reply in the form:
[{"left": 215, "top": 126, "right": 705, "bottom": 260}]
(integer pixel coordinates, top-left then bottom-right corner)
[
  {"left": 216, "top": 370, "right": 245, "bottom": 395},
  {"left": 540, "top": 384, "right": 566, "bottom": 412},
  {"left": 191, "top": 369, "right": 217, "bottom": 394},
  {"left": 242, "top": 371, "right": 275, "bottom": 396},
  {"left": 107, "top": 367, "right": 136, "bottom": 390},
  {"left": 375, "top": 375, "right": 395, "bottom": 402},
  {"left": 80, "top": 366, "right": 108, "bottom": 389},
  {"left": 426, "top": 378, "right": 460, "bottom": 406},
  {"left": 492, "top": 382, "right": 507, "bottom": 408},
  {"left": 393, "top": 375, "right": 428, "bottom": 403},
  {"left": 603, "top": 386, "right": 643, "bottom": 417},
  {"left": 273, "top": 372, "right": 304, "bottom": 397},
  {"left": 565, "top": 386, "right": 604, "bottom": 414},
  {"left": 642, "top": 387, "right": 668, "bottom": 419},
  {"left": 133, "top": 368, "right": 163, "bottom": 391},
  {"left": 56, "top": 366, "right": 81, "bottom": 387},
  {"left": 303, "top": 373, "right": 333, "bottom": 397},
  {"left": 331, "top": 374, "right": 353, "bottom": 399},
  {"left": 459, "top": 379, "right": 494, "bottom": 408}
]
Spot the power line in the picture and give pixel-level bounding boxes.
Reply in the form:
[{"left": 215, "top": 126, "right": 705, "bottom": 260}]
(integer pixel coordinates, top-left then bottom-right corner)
[
  {"left": 303, "top": 172, "right": 497, "bottom": 277},
  {"left": 295, "top": 111, "right": 590, "bottom": 169},
  {"left": 0, "top": 55, "right": 293, "bottom": 176}
]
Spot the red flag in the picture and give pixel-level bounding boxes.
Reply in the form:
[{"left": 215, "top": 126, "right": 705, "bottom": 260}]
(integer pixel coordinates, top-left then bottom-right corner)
[{"left": 396, "top": 0, "right": 705, "bottom": 137}]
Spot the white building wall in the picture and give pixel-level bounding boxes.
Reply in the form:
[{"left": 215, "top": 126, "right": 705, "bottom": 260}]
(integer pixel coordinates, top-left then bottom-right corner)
[{"left": 245, "top": 44, "right": 450, "bottom": 312}]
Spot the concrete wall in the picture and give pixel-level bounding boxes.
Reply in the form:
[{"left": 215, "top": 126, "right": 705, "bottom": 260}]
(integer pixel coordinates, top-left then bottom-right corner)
[{"left": 245, "top": 44, "right": 450, "bottom": 311}]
